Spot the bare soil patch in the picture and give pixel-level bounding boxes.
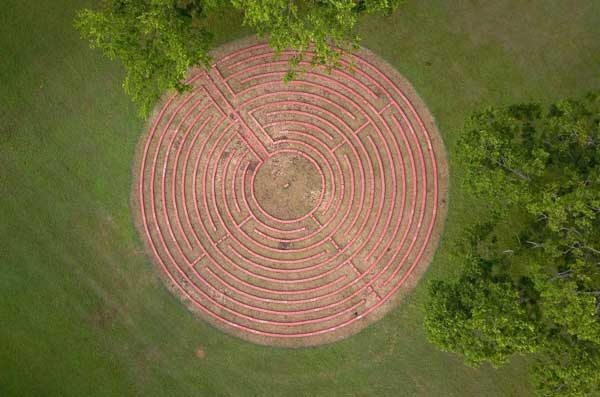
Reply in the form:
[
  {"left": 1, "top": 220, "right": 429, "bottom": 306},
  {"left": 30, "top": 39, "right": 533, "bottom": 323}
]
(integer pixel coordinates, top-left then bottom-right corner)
[{"left": 253, "top": 151, "right": 322, "bottom": 220}]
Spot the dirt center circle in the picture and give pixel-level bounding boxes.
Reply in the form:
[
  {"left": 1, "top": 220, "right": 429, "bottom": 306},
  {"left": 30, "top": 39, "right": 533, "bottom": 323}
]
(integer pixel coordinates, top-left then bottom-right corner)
[
  {"left": 253, "top": 151, "right": 324, "bottom": 221},
  {"left": 133, "top": 39, "right": 448, "bottom": 347}
]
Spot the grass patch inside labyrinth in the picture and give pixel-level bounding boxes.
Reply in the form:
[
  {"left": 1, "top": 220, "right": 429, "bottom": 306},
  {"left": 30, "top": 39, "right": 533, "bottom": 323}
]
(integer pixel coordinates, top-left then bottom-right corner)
[{"left": 1, "top": 0, "right": 599, "bottom": 395}]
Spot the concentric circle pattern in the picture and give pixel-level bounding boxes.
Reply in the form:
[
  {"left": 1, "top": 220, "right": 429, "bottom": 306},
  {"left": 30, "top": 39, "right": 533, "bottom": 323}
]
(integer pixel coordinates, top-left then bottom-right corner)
[{"left": 134, "top": 41, "right": 448, "bottom": 346}]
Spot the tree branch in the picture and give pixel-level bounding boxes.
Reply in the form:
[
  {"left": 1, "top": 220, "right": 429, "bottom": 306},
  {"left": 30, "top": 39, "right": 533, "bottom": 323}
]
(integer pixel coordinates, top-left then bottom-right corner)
[
  {"left": 496, "top": 158, "right": 531, "bottom": 182},
  {"left": 526, "top": 240, "right": 544, "bottom": 249},
  {"left": 583, "top": 246, "right": 600, "bottom": 255}
]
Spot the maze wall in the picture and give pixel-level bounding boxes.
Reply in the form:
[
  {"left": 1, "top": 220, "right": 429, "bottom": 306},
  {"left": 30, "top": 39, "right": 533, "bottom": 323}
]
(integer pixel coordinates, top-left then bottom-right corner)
[{"left": 134, "top": 40, "right": 448, "bottom": 346}]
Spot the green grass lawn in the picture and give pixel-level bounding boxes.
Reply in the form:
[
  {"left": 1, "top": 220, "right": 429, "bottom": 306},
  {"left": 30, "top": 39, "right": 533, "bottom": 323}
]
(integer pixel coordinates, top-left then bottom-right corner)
[{"left": 1, "top": 0, "right": 599, "bottom": 395}]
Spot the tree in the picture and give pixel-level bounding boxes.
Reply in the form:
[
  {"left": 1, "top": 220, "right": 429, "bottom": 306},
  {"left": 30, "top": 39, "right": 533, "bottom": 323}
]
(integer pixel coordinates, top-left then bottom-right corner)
[
  {"left": 455, "top": 103, "right": 546, "bottom": 210},
  {"left": 231, "top": 0, "right": 402, "bottom": 79},
  {"left": 75, "top": 0, "right": 216, "bottom": 116},
  {"left": 425, "top": 255, "right": 539, "bottom": 367},
  {"left": 537, "top": 270, "right": 600, "bottom": 345},
  {"left": 457, "top": 96, "right": 600, "bottom": 215},
  {"left": 75, "top": 0, "right": 404, "bottom": 116},
  {"left": 426, "top": 93, "right": 600, "bottom": 396},
  {"left": 532, "top": 335, "right": 600, "bottom": 397}
]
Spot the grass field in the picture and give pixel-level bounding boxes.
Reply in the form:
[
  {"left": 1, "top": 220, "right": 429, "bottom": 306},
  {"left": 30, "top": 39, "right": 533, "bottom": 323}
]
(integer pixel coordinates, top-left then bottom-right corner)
[{"left": 1, "top": 0, "right": 599, "bottom": 395}]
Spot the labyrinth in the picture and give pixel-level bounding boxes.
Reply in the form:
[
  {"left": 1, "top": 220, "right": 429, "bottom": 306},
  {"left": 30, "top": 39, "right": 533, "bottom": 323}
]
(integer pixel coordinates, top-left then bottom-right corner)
[{"left": 133, "top": 40, "right": 448, "bottom": 346}]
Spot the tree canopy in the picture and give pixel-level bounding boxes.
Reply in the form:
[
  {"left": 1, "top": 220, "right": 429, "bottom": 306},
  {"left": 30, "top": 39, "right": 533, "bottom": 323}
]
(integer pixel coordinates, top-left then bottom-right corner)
[
  {"left": 425, "top": 93, "right": 600, "bottom": 396},
  {"left": 425, "top": 254, "right": 538, "bottom": 367},
  {"left": 75, "top": 0, "right": 404, "bottom": 116}
]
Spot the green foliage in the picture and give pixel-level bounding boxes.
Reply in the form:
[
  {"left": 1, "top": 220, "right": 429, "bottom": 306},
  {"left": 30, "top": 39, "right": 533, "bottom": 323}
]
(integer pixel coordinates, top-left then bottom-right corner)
[
  {"left": 425, "top": 255, "right": 539, "bottom": 367},
  {"left": 75, "top": 0, "right": 404, "bottom": 116},
  {"left": 532, "top": 335, "right": 600, "bottom": 397},
  {"left": 427, "top": 93, "right": 600, "bottom": 396},
  {"left": 458, "top": 95, "right": 600, "bottom": 214},
  {"left": 537, "top": 274, "right": 600, "bottom": 345},
  {"left": 231, "top": 0, "right": 403, "bottom": 77},
  {"left": 75, "top": 0, "right": 216, "bottom": 116},
  {"left": 456, "top": 104, "right": 544, "bottom": 209}
]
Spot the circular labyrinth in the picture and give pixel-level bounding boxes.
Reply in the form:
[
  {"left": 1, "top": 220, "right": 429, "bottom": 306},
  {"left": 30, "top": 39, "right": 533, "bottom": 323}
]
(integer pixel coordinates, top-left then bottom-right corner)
[{"left": 133, "top": 39, "right": 448, "bottom": 346}]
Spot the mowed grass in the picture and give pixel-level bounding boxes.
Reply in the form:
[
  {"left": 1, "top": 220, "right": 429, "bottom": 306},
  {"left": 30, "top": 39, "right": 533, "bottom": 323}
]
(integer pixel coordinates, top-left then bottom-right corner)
[{"left": 1, "top": 0, "right": 599, "bottom": 395}]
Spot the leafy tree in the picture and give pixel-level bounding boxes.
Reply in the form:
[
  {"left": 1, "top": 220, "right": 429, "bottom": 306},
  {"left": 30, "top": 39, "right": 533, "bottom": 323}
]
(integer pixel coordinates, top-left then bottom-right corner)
[
  {"left": 231, "top": 0, "right": 402, "bottom": 80},
  {"left": 75, "top": 0, "right": 217, "bottom": 116},
  {"left": 75, "top": 0, "right": 404, "bottom": 115},
  {"left": 425, "top": 255, "right": 539, "bottom": 367},
  {"left": 532, "top": 335, "right": 600, "bottom": 397},
  {"left": 536, "top": 271, "right": 600, "bottom": 345},
  {"left": 426, "top": 93, "right": 600, "bottom": 396},
  {"left": 456, "top": 103, "right": 545, "bottom": 209},
  {"left": 458, "top": 96, "right": 600, "bottom": 214}
]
